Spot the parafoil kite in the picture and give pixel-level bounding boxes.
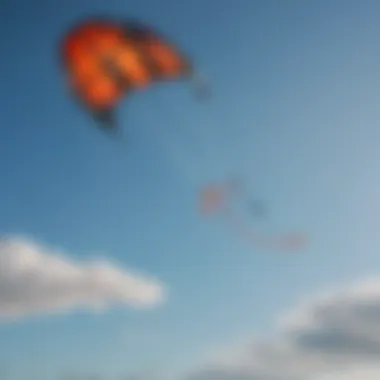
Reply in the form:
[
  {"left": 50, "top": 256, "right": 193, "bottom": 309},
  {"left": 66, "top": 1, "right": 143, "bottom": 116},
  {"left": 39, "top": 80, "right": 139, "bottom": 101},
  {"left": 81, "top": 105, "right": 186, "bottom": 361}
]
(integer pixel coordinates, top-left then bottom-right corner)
[
  {"left": 199, "top": 179, "right": 307, "bottom": 252},
  {"left": 60, "top": 17, "right": 207, "bottom": 129}
]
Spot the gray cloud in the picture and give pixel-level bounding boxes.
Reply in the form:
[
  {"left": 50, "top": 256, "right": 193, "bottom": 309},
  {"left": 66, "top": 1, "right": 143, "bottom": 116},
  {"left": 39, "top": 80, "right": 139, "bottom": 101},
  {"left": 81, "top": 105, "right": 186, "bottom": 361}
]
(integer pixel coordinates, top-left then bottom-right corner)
[
  {"left": 284, "top": 279, "right": 380, "bottom": 359},
  {"left": 0, "top": 236, "right": 165, "bottom": 322},
  {"left": 187, "top": 278, "right": 380, "bottom": 380}
]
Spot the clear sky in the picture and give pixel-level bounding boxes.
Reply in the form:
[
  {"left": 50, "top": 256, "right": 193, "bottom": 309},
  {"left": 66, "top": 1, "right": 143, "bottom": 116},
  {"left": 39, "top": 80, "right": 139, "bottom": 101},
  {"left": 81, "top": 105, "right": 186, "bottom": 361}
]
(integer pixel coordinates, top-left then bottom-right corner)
[{"left": 2, "top": 1, "right": 380, "bottom": 379}]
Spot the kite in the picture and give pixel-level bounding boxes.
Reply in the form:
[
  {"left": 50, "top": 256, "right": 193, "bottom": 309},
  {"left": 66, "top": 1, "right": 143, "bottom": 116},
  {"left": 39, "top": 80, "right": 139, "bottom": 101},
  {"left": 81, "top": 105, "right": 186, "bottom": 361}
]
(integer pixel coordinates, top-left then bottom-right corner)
[
  {"left": 199, "top": 178, "right": 307, "bottom": 252},
  {"left": 60, "top": 17, "right": 208, "bottom": 129}
]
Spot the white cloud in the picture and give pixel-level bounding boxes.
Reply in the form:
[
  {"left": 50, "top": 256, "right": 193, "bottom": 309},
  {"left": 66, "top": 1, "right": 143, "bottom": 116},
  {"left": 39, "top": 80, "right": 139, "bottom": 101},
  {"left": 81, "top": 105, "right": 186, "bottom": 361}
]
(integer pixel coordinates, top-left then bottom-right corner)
[
  {"left": 187, "top": 278, "right": 380, "bottom": 380},
  {"left": 0, "top": 236, "right": 165, "bottom": 322}
]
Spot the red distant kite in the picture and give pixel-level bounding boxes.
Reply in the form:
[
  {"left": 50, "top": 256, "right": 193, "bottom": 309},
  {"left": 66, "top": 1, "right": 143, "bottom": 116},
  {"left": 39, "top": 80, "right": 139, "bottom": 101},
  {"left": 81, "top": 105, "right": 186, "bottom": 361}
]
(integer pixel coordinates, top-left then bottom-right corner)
[{"left": 199, "top": 179, "right": 307, "bottom": 252}]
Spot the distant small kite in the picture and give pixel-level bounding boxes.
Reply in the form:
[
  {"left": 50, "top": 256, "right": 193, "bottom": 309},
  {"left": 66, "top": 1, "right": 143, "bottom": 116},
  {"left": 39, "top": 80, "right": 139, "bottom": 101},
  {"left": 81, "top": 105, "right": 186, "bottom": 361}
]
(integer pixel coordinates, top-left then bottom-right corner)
[{"left": 199, "top": 178, "right": 307, "bottom": 252}]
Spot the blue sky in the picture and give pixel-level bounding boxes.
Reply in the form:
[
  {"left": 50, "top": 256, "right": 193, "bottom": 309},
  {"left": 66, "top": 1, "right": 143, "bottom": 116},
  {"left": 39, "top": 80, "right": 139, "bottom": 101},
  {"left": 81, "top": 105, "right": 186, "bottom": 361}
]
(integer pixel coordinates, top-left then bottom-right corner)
[{"left": 2, "top": 1, "right": 380, "bottom": 379}]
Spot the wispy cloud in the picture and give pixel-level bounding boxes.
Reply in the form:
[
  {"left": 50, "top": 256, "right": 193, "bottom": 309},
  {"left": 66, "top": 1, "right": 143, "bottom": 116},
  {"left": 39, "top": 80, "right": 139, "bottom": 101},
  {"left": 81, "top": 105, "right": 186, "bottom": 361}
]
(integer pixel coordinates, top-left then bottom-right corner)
[
  {"left": 186, "top": 278, "right": 380, "bottom": 380},
  {"left": 0, "top": 236, "right": 165, "bottom": 322}
]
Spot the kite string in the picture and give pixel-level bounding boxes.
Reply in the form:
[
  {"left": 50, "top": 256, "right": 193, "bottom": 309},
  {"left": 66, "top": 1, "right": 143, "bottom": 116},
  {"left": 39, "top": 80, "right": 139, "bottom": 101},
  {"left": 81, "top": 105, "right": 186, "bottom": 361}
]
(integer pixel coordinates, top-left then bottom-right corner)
[
  {"left": 138, "top": 92, "right": 214, "bottom": 185},
  {"left": 151, "top": 86, "right": 227, "bottom": 175},
  {"left": 222, "top": 204, "right": 269, "bottom": 250}
]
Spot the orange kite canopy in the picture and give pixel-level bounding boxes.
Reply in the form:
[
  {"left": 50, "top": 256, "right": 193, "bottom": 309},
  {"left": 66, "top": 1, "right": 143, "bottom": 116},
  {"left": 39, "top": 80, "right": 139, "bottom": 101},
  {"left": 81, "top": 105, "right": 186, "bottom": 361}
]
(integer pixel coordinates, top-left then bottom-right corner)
[{"left": 60, "top": 17, "right": 193, "bottom": 127}]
